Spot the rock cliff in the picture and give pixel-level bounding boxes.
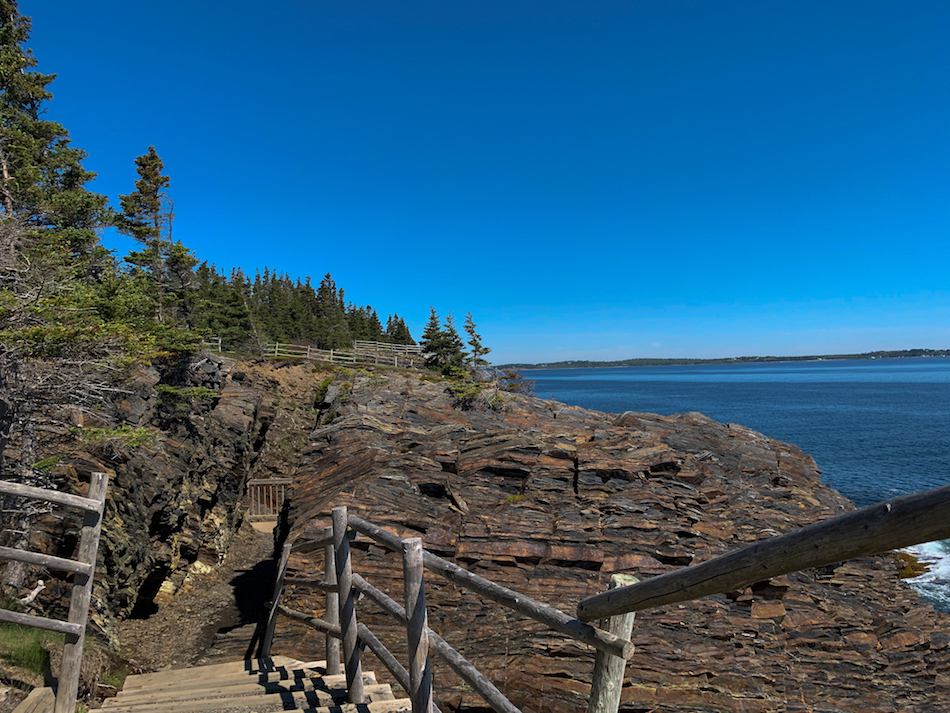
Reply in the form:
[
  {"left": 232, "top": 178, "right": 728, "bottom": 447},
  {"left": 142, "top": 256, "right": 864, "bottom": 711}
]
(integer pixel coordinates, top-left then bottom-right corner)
[
  {"left": 10, "top": 358, "right": 950, "bottom": 712},
  {"left": 281, "top": 367, "right": 950, "bottom": 713}
]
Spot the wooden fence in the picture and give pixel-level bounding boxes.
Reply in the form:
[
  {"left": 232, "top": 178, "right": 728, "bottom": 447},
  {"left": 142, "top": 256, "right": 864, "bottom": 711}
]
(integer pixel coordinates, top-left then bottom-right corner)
[
  {"left": 262, "top": 505, "right": 635, "bottom": 713},
  {"left": 0, "top": 473, "right": 109, "bottom": 713},
  {"left": 246, "top": 478, "right": 292, "bottom": 521},
  {"left": 260, "top": 483, "right": 950, "bottom": 713},
  {"left": 265, "top": 341, "right": 424, "bottom": 369}
]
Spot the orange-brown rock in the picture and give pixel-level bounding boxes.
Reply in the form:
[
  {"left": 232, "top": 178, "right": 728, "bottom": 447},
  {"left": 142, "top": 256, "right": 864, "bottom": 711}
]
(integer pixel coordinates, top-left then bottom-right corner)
[{"left": 275, "top": 370, "right": 950, "bottom": 713}]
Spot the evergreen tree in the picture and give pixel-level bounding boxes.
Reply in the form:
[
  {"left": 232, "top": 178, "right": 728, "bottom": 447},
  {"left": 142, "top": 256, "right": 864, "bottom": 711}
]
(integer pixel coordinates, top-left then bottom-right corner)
[
  {"left": 116, "top": 147, "right": 200, "bottom": 334},
  {"left": 464, "top": 312, "right": 491, "bottom": 368},
  {"left": 0, "top": 1, "right": 109, "bottom": 253},
  {"left": 420, "top": 307, "right": 465, "bottom": 375},
  {"left": 385, "top": 314, "right": 415, "bottom": 345},
  {"left": 115, "top": 146, "right": 170, "bottom": 280}
]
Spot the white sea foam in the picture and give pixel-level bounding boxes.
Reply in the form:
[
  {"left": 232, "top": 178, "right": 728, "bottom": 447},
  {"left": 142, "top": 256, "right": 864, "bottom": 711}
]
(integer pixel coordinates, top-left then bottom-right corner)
[{"left": 903, "top": 539, "right": 950, "bottom": 611}]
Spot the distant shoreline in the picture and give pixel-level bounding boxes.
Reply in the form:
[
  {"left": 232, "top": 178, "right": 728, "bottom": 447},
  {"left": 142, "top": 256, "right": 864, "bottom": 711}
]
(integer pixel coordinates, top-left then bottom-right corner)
[{"left": 500, "top": 348, "right": 950, "bottom": 370}]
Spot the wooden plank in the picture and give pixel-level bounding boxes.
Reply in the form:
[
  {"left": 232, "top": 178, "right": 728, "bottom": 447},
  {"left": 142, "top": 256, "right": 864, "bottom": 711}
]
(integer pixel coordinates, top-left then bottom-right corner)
[
  {"left": 334, "top": 505, "right": 364, "bottom": 703},
  {"left": 577, "top": 483, "right": 950, "bottom": 621},
  {"left": 0, "top": 480, "right": 102, "bottom": 512},
  {"left": 12, "top": 686, "right": 55, "bottom": 713},
  {"left": 587, "top": 574, "right": 637, "bottom": 713},
  {"left": 402, "top": 538, "right": 432, "bottom": 713},
  {"left": 352, "top": 574, "right": 519, "bottom": 713},
  {"left": 0, "top": 546, "right": 94, "bottom": 576},
  {"left": 348, "top": 515, "right": 632, "bottom": 659},
  {"left": 0, "top": 604, "right": 84, "bottom": 636},
  {"left": 246, "top": 478, "right": 294, "bottom": 486},
  {"left": 122, "top": 657, "right": 311, "bottom": 689},
  {"left": 56, "top": 471, "right": 109, "bottom": 713},
  {"left": 260, "top": 542, "right": 292, "bottom": 657}
]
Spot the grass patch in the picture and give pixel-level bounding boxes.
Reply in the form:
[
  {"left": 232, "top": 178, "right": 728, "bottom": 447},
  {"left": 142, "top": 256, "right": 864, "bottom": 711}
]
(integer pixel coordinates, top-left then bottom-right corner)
[{"left": 0, "top": 624, "right": 58, "bottom": 680}]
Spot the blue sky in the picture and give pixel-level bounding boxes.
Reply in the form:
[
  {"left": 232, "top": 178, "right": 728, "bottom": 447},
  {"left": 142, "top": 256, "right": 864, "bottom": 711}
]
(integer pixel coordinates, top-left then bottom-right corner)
[{"left": 27, "top": 1, "right": 950, "bottom": 364}]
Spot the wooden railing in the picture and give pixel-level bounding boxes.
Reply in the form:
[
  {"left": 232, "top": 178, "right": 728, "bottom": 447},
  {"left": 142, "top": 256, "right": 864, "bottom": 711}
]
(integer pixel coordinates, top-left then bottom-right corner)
[
  {"left": 0, "top": 473, "right": 109, "bottom": 713},
  {"left": 262, "top": 505, "right": 635, "bottom": 713},
  {"left": 576, "top": 482, "right": 950, "bottom": 621},
  {"left": 246, "top": 478, "right": 292, "bottom": 522},
  {"left": 265, "top": 340, "right": 424, "bottom": 368},
  {"left": 261, "top": 484, "right": 950, "bottom": 713}
]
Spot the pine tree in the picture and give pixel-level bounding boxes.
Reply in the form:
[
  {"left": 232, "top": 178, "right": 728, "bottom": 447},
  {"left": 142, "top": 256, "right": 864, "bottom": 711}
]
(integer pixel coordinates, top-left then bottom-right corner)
[
  {"left": 420, "top": 308, "right": 465, "bottom": 375},
  {"left": 116, "top": 146, "right": 171, "bottom": 281},
  {"left": 464, "top": 312, "right": 491, "bottom": 368},
  {"left": 0, "top": 1, "right": 109, "bottom": 253},
  {"left": 116, "top": 147, "right": 200, "bottom": 336}
]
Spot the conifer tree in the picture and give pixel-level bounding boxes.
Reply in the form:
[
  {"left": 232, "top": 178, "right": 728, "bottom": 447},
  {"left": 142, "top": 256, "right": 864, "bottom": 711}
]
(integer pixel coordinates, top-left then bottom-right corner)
[
  {"left": 116, "top": 147, "right": 199, "bottom": 333},
  {"left": 0, "top": 1, "right": 109, "bottom": 252},
  {"left": 464, "top": 312, "right": 491, "bottom": 368}
]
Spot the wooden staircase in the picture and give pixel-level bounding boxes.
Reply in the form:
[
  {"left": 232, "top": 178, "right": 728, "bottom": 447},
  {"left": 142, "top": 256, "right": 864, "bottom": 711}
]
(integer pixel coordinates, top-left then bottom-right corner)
[{"left": 89, "top": 656, "right": 411, "bottom": 713}]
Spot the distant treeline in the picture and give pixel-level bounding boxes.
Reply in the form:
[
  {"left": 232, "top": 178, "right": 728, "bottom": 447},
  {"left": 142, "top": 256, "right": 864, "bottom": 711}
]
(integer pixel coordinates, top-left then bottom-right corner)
[{"left": 504, "top": 349, "right": 950, "bottom": 370}]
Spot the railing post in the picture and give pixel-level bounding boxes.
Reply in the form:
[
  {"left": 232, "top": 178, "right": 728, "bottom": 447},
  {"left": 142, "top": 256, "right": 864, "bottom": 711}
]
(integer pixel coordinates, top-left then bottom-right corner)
[
  {"left": 261, "top": 542, "right": 292, "bottom": 657},
  {"left": 55, "top": 471, "right": 109, "bottom": 713},
  {"left": 324, "top": 542, "right": 341, "bottom": 675},
  {"left": 333, "top": 505, "right": 364, "bottom": 702},
  {"left": 587, "top": 574, "right": 638, "bottom": 713},
  {"left": 403, "top": 537, "right": 433, "bottom": 713}
]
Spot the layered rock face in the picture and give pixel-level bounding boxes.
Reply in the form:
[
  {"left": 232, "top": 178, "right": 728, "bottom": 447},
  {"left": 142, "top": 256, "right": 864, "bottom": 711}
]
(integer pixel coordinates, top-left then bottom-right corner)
[
  {"left": 14, "top": 356, "right": 266, "bottom": 643},
  {"left": 285, "top": 370, "right": 950, "bottom": 713}
]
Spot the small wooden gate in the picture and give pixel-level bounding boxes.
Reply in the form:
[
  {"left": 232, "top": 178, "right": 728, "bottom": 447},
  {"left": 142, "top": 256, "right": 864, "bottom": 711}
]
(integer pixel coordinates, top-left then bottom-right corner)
[{"left": 246, "top": 478, "right": 292, "bottom": 521}]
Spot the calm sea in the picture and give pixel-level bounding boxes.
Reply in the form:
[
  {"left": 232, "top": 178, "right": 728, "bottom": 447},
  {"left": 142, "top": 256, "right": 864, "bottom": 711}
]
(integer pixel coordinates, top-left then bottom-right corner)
[{"left": 524, "top": 357, "right": 950, "bottom": 608}]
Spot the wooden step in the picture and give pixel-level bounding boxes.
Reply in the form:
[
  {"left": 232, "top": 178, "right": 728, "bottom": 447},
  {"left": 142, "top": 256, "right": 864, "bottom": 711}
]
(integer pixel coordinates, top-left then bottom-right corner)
[{"left": 89, "top": 657, "right": 407, "bottom": 713}]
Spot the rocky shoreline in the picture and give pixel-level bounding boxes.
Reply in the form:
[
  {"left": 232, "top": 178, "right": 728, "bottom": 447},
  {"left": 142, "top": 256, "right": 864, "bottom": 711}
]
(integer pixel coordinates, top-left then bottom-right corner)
[
  {"left": 12, "top": 358, "right": 950, "bottom": 711},
  {"left": 283, "top": 367, "right": 950, "bottom": 713}
]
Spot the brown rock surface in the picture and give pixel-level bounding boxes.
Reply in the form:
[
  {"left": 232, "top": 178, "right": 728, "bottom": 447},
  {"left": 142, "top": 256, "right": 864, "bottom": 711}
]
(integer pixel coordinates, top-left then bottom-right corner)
[{"left": 279, "top": 369, "right": 950, "bottom": 713}]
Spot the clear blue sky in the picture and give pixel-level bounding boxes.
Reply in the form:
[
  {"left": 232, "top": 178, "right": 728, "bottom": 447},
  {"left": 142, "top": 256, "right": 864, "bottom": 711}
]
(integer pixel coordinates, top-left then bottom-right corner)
[{"left": 27, "top": 1, "right": 950, "bottom": 364}]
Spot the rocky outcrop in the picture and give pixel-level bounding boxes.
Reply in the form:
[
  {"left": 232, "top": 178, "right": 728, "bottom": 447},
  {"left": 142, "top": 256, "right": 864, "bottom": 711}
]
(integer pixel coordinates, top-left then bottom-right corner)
[
  {"left": 12, "top": 355, "right": 268, "bottom": 645},
  {"left": 284, "top": 371, "right": 950, "bottom": 713}
]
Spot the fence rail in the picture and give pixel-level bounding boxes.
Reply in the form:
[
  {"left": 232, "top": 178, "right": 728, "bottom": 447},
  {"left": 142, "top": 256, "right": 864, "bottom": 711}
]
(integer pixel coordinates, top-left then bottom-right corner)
[
  {"left": 262, "top": 505, "right": 634, "bottom": 713},
  {"left": 0, "top": 473, "right": 109, "bottom": 713},
  {"left": 246, "top": 478, "right": 293, "bottom": 521},
  {"left": 264, "top": 341, "right": 424, "bottom": 368},
  {"left": 260, "top": 484, "right": 950, "bottom": 713}
]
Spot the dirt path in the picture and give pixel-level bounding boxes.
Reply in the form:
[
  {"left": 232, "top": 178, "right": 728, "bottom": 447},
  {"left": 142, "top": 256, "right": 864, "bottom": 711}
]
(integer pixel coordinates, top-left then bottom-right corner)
[{"left": 117, "top": 521, "right": 276, "bottom": 670}]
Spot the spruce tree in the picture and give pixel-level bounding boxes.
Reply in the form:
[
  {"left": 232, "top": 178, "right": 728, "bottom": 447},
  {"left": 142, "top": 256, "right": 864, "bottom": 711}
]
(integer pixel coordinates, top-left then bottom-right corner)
[
  {"left": 0, "top": 0, "right": 109, "bottom": 252},
  {"left": 464, "top": 312, "right": 491, "bottom": 368},
  {"left": 116, "top": 146, "right": 171, "bottom": 280}
]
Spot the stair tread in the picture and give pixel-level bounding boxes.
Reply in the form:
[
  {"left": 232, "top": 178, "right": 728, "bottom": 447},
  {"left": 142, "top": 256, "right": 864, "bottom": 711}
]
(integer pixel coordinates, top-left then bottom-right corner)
[{"left": 123, "top": 656, "right": 313, "bottom": 690}]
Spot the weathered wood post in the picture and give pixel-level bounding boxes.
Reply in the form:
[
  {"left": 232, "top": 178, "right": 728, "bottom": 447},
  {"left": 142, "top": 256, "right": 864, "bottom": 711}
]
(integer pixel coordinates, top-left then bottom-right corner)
[
  {"left": 324, "top": 542, "right": 341, "bottom": 675},
  {"left": 261, "top": 542, "right": 292, "bottom": 657},
  {"left": 55, "top": 471, "right": 109, "bottom": 713},
  {"left": 402, "top": 537, "right": 433, "bottom": 713},
  {"left": 333, "top": 505, "right": 364, "bottom": 703},
  {"left": 587, "top": 574, "right": 638, "bottom": 713}
]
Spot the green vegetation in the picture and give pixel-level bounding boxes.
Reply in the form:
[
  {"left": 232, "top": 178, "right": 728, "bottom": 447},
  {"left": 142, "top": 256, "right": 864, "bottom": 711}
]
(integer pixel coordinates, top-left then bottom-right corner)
[
  {"left": 0, "top": 624, "right": 55, "bottom": 679},
  {"left": 75, "top": 426, "right": 152, "bottom": 448}
]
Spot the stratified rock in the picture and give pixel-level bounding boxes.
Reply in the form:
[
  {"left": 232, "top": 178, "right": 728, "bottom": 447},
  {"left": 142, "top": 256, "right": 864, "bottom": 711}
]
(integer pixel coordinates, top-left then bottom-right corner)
[{"left": 283, "top": 371, "right": 950, "bottom": 713}]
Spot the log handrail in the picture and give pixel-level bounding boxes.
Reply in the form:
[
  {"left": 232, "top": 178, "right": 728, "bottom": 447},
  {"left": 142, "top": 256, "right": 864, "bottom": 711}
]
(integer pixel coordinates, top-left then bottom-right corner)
[
  {"left": 348, "top": 514, "right": 633, "bottom": 659},
  {"left": 268, "top": 506, "right": 635, "bottom": 713},
  {"left": 267, "top": 484, "right": 950, "bottom": 713},
  {"left": 577, "top": 483, "right": 950, "bottom": 621}
]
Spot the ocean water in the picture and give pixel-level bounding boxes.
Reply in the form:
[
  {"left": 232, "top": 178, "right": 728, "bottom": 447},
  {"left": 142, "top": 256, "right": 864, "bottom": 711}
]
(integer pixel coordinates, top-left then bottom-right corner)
[{"left": 524, "top": 357, "right": 950, "bottom": 609}]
